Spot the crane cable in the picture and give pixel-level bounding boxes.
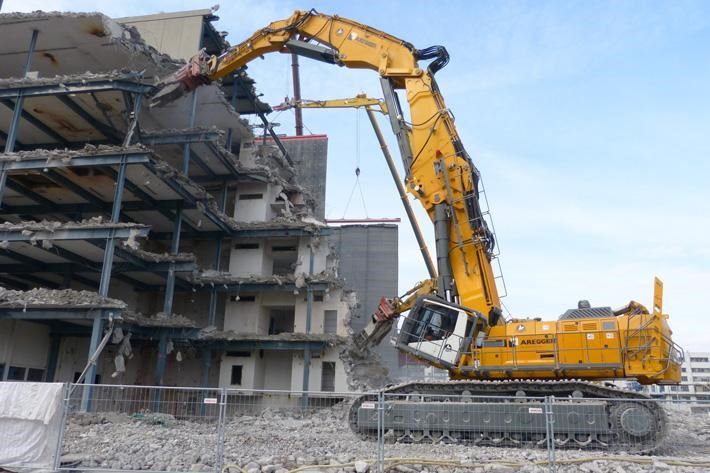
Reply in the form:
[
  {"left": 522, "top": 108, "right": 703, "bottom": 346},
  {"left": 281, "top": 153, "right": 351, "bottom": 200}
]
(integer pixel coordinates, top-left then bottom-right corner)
[{"left": 342, "top": 106, "right": 369, "bottom": 218}]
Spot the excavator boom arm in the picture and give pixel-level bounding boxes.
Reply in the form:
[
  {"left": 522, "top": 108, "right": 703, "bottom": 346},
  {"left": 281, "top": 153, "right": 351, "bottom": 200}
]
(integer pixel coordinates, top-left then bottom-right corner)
[{"left": 152, "top": 8, "right": 501, "bottom": 329}]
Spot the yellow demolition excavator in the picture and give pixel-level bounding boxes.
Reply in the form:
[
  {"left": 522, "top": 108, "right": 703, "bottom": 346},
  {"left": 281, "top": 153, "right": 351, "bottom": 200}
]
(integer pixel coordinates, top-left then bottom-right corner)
[{"left": 151, "top": 10, "right": 683, "bottom": 451}]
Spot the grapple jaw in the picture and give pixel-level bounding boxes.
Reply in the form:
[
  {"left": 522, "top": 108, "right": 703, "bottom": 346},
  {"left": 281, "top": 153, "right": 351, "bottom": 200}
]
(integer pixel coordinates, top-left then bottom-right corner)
[
  {"left": 352, "top": 297, "right": 399, "bottom": 352},
  {"left": 150, "top": 52, "right": 215, "bottom": 107}
]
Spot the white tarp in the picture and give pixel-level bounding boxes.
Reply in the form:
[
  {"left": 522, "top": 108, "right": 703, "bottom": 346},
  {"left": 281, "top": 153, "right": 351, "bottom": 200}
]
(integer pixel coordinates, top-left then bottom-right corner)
[{"left": 0, "top": 382, "right": 64, "bottom": 470}]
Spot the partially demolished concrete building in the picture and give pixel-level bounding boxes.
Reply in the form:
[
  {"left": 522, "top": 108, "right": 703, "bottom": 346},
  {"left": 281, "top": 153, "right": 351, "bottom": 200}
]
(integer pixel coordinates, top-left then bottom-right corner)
[{"left": 0, "top": 9, "right": 399, "bottom": 393}]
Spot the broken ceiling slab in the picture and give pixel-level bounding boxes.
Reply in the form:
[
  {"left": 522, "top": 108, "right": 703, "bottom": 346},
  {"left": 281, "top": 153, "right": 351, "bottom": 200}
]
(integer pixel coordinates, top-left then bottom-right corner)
[
  {"left": 184, "top": 271, "right": 342, "bottom": 293},
  {"left": 198, "top": 329, "right": 345, "bottom": 344},
  {"left": 139, "top": 127, "right": 225, "bottom": 146},
  {"left": 196, "top": 329, "right": 344, "bottom": 351},
  {"left": 0, "top": 73, "right": 152, "bottom": 148},
  {"left": 117, "top": 244, "right": 195, "bottom": 265},
  {"left": 0, "top": 144, "right": 150, "bottom": 170},
  {"left": 0, "top": 219, "right": 149, "bottom": 242},
  {"left": 0, "top": 148, "right": 237, "bottom": 235},
  {"left": 141, "top": 82, "right": 251, "bottom": 140},
  {"left": 119, "top": 311, "right": 197, "bottom": 328},
  {"left": 0, "top": 12, "right": 176, "bottom": 80},
  {"left": 0, "top": 13, "right": 251, "bottom": 145},
  {"left": 0, "top": 71, "right": 147, "bottom": 90},
  {"left": 0, "top": 287, "right": 126, "bottom": 308}
]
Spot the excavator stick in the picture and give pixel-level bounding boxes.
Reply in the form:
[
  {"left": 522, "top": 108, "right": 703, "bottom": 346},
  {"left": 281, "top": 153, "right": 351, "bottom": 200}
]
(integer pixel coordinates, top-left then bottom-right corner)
[{"left": 150, "top": 53, "right": 214, "bottom": 107}]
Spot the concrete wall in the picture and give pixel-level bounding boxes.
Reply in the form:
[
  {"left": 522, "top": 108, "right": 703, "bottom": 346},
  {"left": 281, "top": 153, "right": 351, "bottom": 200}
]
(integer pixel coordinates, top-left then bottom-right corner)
[
  {"left": 328, "top": 225, "right": 402, "bottom": 380},
  {"left": 233, "top": 182, "right": 285, "bottom": 223},
  {"left": 291, "top": 348, "right": 347, "bottom": 392},
  {"left": 54, "top": 336, "right": 90, "bottom": 383},
  {"left": 117, "top": 10, "right": 206, "bottom": 61},
  {"left": 0, "top": 320, "right": 50, "bottom": 381},
  {"left": 280, "top": 136, "right": 328, "bottom": 220}
]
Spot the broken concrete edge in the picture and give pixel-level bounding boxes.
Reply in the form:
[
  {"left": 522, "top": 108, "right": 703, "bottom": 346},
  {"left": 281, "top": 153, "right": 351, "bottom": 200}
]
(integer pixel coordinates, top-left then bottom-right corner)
[
  {"left": 0, "top": 218, "right": 150, "bottom": 232},
  {"left": 149, "top": 157, "right": 321, "bottom": 233},
  {"left": 118, "top": 243, "right": 195, "bottom": 263},
  {"left": 119, "top": 311, "right": 197, "bottom": 328},
  {"left": 0, "top": 144, "right": 149, "bottom": 162},
  {"left": 187, "top": 270, "right": 344, "bottom": 288},
  {"left": 0, "top": 10, "right": 180, "bottom": 80},
  {"left": 0, "top": 287, "right": 127, "bottom": 308},
  {"left": 139, "top": 126, "right": 227, "bottom": 144},
  {"left": 197, "top": 328, "right": 346, "bottom": 345},
  {"left": 0, "top": 70, "right": 151, "bottom": 89}
]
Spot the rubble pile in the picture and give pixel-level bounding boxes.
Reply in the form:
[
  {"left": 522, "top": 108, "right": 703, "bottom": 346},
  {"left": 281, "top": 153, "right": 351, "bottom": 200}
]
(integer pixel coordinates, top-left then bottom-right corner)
[
  {"left": 0, "top": 287, "right": 126, "bottom": 308},
  {"left": 61, "top": 404, "right": 710, "bottom": 473}
]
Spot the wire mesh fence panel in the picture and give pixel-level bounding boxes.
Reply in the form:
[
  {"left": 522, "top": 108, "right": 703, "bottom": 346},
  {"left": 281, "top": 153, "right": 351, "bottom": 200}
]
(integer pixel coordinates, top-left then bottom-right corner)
[
  {"left": 49, "top": 384, "right": 710, "bottom": 473},
  {"left": 220, "top": 389, "right": 380, "bottom": 473},
  {"left": 59, "top": 384, "right": 222, "bottom": 472}
]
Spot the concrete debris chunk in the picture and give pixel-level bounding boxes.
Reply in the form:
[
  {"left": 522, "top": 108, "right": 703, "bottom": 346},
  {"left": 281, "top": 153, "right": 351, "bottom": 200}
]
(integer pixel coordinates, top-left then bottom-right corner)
[{"left": 0, "top": 287, "right": 126, "bottom": 308}]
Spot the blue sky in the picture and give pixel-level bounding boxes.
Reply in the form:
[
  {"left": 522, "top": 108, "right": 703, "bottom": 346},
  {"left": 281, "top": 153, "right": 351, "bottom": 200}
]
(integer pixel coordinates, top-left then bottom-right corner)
[{"left": 5, "top": 0, "right": 710, "bottom": 351}]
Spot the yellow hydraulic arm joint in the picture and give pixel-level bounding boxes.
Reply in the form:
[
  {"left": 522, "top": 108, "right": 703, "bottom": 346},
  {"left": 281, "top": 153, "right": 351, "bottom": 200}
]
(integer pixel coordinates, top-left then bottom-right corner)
[{"left": 273, "top": 93, "right": 388, "bottom": 115}]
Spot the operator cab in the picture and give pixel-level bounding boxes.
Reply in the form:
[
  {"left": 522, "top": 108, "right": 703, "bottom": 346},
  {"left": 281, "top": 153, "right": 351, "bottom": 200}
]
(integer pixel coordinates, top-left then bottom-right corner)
[{"left": 396, "top": 297, "right": 484, "bottom": 369}]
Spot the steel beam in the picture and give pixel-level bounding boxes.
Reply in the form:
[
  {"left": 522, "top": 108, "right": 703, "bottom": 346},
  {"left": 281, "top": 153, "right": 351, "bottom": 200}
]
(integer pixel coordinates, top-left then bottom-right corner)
[
  {"left": 0, "top": 79, "right": 154, "bottom": 99},
  {"left": 43, "top": 170, "right": 132, "bottom": 221},
  {"left": 0, "top": 308, "right": 119, "bottom": 320},
  {"left": 189, "top": 149, "right": 218, "bottom": 179},
  {"left": 148, "top": 281, "right": 331, "bottom": 293},
  {"left": 5, "top": 179, "right": 58, "bottom": 209},
  {"left": 235, "top": 71, "right": 293, "bottom": 165},
  {"left": 205, "top": 142, "right": 239, "bottom": 177},
  {"left": 201, "top": 340, "right": 327, "bottom": 351},
  {"left": 0, "top": 199, "right": 186, "bottom": 216},
  {"left": 139, "top": 129, "right": 222, "bottom": 146},
  {"left": 0, "top": 98, "right": 69, "bottom": 145},
  {"left": 0, "top": 151, "right": 150, "bottom": 172},
  {"left": 57, "top": 95, "right": 123, "bottom": 143},
  {"left": 101, "top": 166, "right": 201, "bottom": 234},
  {"left": 0, "top": 259, "right": 194, "bottom": 274},
  {"left": 0, "top": 225, "right": 148, "bottom": 241},
  {"left": 143, "top": 161, "right": 233, "bottom": 234},
  {"left": 0, "top": 275, "right": 28, "bottom": 289}
]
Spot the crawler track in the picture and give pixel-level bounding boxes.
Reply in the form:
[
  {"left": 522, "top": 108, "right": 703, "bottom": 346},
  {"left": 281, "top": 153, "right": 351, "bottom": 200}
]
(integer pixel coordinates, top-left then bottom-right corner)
[{"left": 348, "top": 380, "right": 666, "bottom": 453}]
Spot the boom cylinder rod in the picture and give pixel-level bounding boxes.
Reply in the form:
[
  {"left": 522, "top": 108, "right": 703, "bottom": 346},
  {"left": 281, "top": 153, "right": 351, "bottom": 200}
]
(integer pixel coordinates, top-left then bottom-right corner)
[
  {"left": 434, "top": 203, "right": 453, "bottom": 297},
  {"left": 365, "top": 108, "right": 437, "bottom": 279}
]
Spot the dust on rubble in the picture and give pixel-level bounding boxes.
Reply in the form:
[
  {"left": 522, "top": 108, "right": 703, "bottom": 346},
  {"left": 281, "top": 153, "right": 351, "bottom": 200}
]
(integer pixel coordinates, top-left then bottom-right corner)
[{"left": 61, "top": 404, "right": 710, "bottom": 473}]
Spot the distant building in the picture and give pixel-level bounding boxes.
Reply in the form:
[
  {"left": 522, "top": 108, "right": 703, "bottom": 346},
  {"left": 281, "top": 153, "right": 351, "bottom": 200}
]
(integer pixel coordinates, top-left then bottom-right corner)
[{"left": 647, "top": 351, "right": 710, "bottom": 401}]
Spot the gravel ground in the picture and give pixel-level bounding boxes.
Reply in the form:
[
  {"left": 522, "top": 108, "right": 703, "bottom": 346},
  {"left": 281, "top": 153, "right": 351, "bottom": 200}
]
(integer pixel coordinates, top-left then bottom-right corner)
[{"left": 61, "top": 402, "right": 710, "bottom": 473}]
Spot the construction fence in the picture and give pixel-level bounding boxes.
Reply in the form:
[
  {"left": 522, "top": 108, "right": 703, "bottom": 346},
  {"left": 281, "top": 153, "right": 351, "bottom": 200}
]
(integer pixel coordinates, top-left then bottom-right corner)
[{"left": 15, "top": 384, "right": 710, "bottom": 473}]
